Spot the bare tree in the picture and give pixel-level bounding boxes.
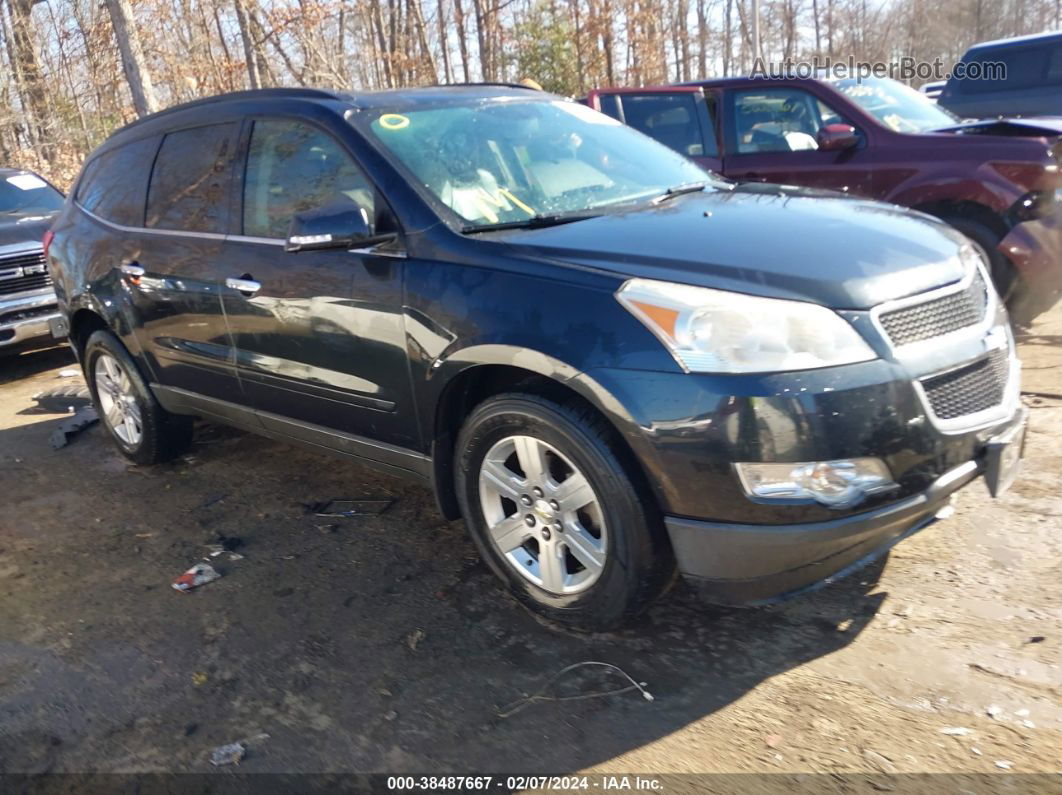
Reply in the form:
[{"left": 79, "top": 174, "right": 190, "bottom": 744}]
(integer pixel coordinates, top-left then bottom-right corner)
[
  {"left": 104, "top": 0, "right": 158, "bottom": 116},
  {"left": 234, "top": 0, "right": 262, "bottom": 88},
  {"left": 3, "top": 0, "right": 1059, "bottom": 189}
]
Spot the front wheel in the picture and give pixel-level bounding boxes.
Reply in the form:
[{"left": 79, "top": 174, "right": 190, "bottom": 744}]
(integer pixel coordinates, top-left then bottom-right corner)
[
  {"left": 944, "top": 217, "right": 1016, "bottom": 300},
  {"left": 455, "top": 393, "right": 674, "bottom": 631}
]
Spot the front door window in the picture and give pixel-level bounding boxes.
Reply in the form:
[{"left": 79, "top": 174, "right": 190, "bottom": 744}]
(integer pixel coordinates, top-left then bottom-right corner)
[{"left": 731, "top": 89, "right": 855, "bottom": 153}]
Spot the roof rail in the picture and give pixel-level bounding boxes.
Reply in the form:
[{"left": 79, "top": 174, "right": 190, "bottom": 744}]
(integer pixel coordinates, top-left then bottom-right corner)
[
  {"left": 446, "top": 81, "right": 542, "bottom": 91},
  {"left": 118, "top": 87, "right": 346, "bottom": 132}
]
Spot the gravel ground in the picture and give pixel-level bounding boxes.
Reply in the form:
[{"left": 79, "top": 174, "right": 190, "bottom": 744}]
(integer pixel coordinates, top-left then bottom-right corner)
[{"left": 0, "top": 307, "right": 1059, "bottom": 786}]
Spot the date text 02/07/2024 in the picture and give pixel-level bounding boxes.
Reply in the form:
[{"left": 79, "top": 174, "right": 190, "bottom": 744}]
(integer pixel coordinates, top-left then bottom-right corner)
[{"left": 386, "top": 776, "right": 664, "bottom": 791}]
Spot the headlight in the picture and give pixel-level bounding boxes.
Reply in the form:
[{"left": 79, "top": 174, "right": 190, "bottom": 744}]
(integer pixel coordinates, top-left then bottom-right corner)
[{"left": 616, "top": 278, "right": 876, "bottom": 373}]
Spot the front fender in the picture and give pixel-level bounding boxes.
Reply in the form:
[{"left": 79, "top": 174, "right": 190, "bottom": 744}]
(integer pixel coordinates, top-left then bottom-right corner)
[
  {"left": 887, "top": 167, "right": 1018, "bottom": 217},
  {"left": 421, "top": 343, "right": 674, "bottom": 517}
]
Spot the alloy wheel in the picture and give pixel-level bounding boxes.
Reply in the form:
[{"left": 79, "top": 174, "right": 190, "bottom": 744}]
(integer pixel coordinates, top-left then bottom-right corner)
[
  {"left": 478, "top": 434, "right": 608, "bottom": 594},
  {"left": 94, "top": 353, "right": 143, "bottom": 447}
]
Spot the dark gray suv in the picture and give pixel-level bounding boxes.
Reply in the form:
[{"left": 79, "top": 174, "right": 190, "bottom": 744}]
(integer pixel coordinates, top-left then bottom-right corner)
[{"left": 47, "top": 86, "right": 1027, "bottom": 629}]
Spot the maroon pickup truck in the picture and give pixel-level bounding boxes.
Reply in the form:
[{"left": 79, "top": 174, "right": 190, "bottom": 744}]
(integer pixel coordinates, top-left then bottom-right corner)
[{"left": 587, "top": 75, "right": 1062, "bottom": 324}]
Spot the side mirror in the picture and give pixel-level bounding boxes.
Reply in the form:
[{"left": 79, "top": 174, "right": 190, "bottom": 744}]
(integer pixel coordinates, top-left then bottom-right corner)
[
  {"left": 817, "top": 123, "right": 860, "bottom": 151},
  {"left": 285, "top": 202, "right": 373, "bottom": 252}
]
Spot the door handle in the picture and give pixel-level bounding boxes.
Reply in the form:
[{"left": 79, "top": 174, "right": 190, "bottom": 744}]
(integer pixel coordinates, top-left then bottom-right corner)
[
  {"left": 225, "top": 276, "right": 261, "bottom": 296},
  {"left": 119, "top": 262, "right": 144, "bottom": 285}
]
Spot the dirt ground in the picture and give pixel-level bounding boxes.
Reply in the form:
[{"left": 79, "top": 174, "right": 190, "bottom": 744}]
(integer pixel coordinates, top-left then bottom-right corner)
[{"left": 0, "top": 307, "right": 1060, "bottom": 786}]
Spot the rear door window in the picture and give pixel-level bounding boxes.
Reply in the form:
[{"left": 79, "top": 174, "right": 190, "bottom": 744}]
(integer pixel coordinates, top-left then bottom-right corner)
[
  {"left": 76, "top": 136, "right": 159, "bottom": 226},
  {"left": 146, "top": 123, "right": 239, "bottom": 233},
  {"left": 617, "top": 93, "right": 713, "bottom": 157},
  {"left": 242, "top": 119, "right": 375, "bottom": 239}
]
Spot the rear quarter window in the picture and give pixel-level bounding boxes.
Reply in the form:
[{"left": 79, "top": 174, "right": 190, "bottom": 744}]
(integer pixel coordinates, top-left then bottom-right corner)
[
  {"left": 75, "top": 136, "right": 160, "bottom": 226},
  {"left": 146, "top": 122, "right": 239, "bottom": 233}
]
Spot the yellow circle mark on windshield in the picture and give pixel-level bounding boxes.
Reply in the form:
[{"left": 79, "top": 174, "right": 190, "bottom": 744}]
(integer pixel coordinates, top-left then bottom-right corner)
[{"left": 379, "top": 113, "right": 410, "bottom": 130}]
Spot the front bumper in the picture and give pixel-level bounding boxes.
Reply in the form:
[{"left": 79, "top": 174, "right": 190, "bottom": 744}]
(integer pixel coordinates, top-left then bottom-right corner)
[
  {"left": 580, "top": 302, "right": 1023, "bottom": 603},
  {"left": 0, "top": 289, "right": 61, "bottom": 350},
  {"left": 666, "top": 459, "right": 981, "bottom": 604}
]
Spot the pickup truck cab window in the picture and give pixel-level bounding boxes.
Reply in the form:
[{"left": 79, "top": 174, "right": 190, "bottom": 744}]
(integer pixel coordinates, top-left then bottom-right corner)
[
  {"left": 731, "top": 88, "right": 853, "bottom": 153},
  {"left": 608, "top": 92, "right": 718, "bottom": 158}
]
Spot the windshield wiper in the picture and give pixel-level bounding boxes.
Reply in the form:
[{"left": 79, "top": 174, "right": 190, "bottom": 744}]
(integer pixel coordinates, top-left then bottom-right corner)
[
  {"left": 651, "top": 181, "right": 709, "bottom": 204},
  {"left": 462, "top": 211, "right": 602, "bottom": 234}
]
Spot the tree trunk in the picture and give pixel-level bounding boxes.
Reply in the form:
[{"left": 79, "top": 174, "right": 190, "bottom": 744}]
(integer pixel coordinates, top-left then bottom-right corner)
[
  {"left": 453, "top": 0, "right": 472, "bottom": 82},
  {"left": 472, "top": 0, "right": 490, "bottom": 81},
  {"left": 8, "top": 0, "right": 50, "bottom": 159},
  {"left": 234, "top": 0, "right": 261, "bottom": 89},
  {"left": 696, "top": 0, "right": 707, "bottom": 79},
  {"left": 812, "top": 0, "right": 820, "bottom": 54},
  {"left": 723, "top": 0, "right": 732, "bottom": 75},
  {"left": 436, "top": 0, "right": 453, "bottom": 82},
  {"left": 104, "top": 0, "right": 159, "bottom": 117},
  {"left": 409, "top": 0, "right": 437, "bottom": 82}
]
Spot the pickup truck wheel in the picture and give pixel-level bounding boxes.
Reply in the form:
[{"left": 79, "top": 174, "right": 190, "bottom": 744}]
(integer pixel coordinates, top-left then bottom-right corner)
[
  {"left": 944, "top": 217, "right": 1016, "bottom": 300},
  {"left": 456, "top": 393, "right": 674, "bottom": 631},
  {"left": 84, "top": 330, "right": 192, "bottom": 465}
]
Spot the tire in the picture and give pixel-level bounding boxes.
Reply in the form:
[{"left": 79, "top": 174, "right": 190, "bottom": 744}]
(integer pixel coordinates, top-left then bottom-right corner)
[
  {"left": 83, "top": 329, "right": 193, "bottom": 465},
  {"left": 455, "top": 392, "right": 675, "bottom": 631},
  {"left": 943, "top": 217, "right": 1017, "bottom": 300}
]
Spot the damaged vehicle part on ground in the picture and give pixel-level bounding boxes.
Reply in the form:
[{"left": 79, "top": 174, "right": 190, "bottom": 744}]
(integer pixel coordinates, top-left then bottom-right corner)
[{"left": 47, "top": 85, "right": 1027, "bottom": 630}]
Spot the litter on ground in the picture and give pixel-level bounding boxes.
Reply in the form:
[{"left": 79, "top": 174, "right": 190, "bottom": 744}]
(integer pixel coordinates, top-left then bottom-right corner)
[
  {"left": 210, "top": 741, "right": 246, "bottom": 766},
  {"left": 497, "top": 661, "right": 653, "bottom": 718},
  {"left": 50, "top": 406, "right": 98, "bottom": 449},
  {"left": 308, "top": 498, "right": 394, "bottom": 517},
  {"left": 172, "top": 563, "right": 221, "bottom": 592},
  {"left": 32, "top": 385, "right": 91, "bottom": 413}
]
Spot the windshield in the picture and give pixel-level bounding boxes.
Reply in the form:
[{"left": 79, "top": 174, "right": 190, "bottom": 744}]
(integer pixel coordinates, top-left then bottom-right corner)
[
  {"left": 828, "top": 76, "right": 959, "bottom": 133},
  {"left": 358, "top": 98, "right": 715, "bottom": 229},
  {"left": 0, "top": 172, "right": 64, "bottom": 215}
]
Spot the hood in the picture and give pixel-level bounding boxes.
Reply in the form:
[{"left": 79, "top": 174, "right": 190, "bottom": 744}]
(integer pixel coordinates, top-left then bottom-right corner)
[
  {"left": 491, "top": 186, "right": 967, "bottom": 310},
  {"left": 934, "top": 117, "right": 1062, "bottom": 138},
  {"left": 0, "top": 212, "right": 55, "bottom": 251}
]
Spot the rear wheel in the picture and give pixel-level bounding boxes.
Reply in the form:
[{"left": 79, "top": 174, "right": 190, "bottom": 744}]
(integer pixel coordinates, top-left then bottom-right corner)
[
  {"left": 84, "top": 330, "right": 192, "bottom": 465},
  {"left": 456, "top": 392, "right": 674, "bottom": 631}
]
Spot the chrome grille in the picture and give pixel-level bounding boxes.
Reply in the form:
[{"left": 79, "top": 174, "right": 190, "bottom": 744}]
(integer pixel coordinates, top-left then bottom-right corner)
[
  {"left": 920, "top": 348, "right": 1010, "bottom": 421},
  {"left": 0, "top": 249, "right": 51, "bottom": 296},
  {"left": 879, "top": 269, "right": 989, "bottom": 347}
]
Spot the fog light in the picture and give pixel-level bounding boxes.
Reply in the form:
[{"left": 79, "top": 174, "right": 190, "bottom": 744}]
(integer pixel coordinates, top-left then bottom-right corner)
[{"left": 735, "top": 458, "right": 896, "bottom": 509}]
